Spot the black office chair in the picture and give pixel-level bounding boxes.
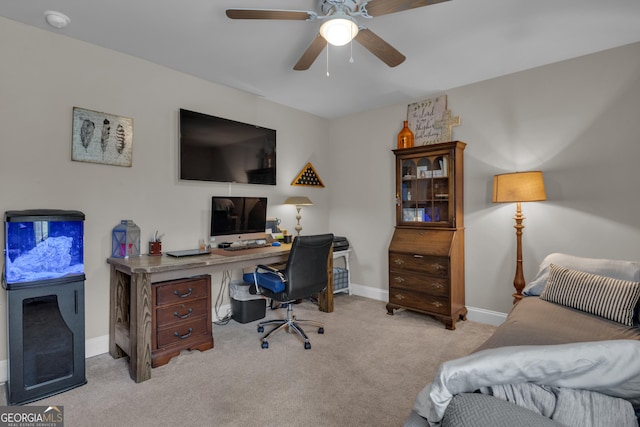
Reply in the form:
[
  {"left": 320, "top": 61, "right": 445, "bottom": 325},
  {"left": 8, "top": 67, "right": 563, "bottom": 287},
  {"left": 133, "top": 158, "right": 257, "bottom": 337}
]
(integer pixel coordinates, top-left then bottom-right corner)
[{"left": 247, "top": 233, "right": 334, "bottom": 349}]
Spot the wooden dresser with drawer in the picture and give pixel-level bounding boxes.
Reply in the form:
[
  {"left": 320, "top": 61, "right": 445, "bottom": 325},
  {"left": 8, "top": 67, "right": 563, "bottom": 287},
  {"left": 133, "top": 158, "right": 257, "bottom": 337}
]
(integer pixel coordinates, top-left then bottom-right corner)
[
  {"left": 387, "top": 228, "right": 466, "bottom": 330},
  {"left": 151, "top": 275, "right": 213, "bottom": 367},
  {"left": 387, "top": 141, "right": 467, "bottom": 330}
]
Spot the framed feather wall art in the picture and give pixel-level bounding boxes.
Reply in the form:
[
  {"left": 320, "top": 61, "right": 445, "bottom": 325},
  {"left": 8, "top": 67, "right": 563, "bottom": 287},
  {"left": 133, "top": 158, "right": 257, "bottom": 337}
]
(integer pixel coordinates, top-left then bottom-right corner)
[{"left": 72, "top": 107, "right": 133, "bottom": 167}]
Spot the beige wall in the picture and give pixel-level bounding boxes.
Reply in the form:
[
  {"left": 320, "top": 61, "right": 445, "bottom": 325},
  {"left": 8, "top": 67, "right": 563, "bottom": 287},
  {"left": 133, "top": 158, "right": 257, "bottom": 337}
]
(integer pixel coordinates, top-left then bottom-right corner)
[
  {"left": 328, "top": 41, "right": 640, "bottom": 313},
  {"left": 0, "top": 17, "right": 330, "bottom": 362},
  {"left": 2, "top": 14, "right": 640, "bottom": 364}
]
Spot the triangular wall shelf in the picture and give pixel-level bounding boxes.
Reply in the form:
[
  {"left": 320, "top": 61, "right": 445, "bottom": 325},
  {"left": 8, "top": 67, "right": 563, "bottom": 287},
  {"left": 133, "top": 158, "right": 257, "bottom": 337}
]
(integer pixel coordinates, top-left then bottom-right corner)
[{"left": 291, "top": 162, "right": 325, "bottom": 187}]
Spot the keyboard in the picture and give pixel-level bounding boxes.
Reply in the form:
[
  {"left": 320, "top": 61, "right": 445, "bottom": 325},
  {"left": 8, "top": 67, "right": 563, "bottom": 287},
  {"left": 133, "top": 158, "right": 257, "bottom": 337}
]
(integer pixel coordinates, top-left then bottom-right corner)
[
  {"left": 223, "top": 243, "right": 273, "bottom": 251},
  {"left": 166, "top": 249, "right": 211, "bottom": 257}
]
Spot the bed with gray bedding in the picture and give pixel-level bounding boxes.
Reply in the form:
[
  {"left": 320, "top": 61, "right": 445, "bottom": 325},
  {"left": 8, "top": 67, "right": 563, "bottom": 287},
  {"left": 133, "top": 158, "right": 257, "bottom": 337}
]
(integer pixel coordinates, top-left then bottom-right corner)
[{"left": 405, "top": 253, "right": 640, "bottom": 427}]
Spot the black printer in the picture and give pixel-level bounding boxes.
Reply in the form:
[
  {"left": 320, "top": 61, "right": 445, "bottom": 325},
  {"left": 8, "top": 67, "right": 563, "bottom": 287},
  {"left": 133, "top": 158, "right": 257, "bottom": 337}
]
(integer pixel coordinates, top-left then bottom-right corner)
[{"left": 333, "top": 236, "right": 349, "bottom": 252}]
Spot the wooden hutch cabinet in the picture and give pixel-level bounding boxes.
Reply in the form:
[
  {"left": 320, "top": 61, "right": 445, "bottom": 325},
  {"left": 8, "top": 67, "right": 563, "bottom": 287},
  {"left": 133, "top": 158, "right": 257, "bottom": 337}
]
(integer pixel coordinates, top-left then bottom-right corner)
[{"left": 387, "top": 141, "right": 467, "bottom": 330}]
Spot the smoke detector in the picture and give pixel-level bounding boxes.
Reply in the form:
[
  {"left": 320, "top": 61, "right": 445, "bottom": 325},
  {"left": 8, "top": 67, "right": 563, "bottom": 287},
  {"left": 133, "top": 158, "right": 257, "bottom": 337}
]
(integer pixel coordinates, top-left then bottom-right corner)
[{"left": 44, "top": 11, "right": 70, "bottom": 29}]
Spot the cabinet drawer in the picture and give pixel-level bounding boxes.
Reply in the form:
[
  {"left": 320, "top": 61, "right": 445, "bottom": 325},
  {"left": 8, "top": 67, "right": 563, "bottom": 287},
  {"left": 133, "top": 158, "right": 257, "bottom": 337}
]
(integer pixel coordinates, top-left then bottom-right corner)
[
  {"left": 156, "top": 317, "right": 210, "bottom": 348},
  {"left": 389, "top": 253, "right": 449, "bottom": 277},
  {"left": 156, "top": 277, "right": 209, "bottom": 306},
  {"left": 389, "top": 287, "right": 450, "bottom": 316},
  {"left": 388, "top": 272, "right": 449, "bottom": 297},
  {"left": 156, "top": 298, "right": 209, "bottom": 328}
]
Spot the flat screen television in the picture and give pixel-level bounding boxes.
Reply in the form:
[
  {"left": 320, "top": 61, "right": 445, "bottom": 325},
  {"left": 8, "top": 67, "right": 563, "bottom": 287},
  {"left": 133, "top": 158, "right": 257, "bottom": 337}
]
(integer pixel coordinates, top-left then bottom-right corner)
[
  {"left": 179, "top": 109, "right": 276, "bottom": 185},
  {"left": 211, "top": 197, "right": 268, "bottom": 239}
]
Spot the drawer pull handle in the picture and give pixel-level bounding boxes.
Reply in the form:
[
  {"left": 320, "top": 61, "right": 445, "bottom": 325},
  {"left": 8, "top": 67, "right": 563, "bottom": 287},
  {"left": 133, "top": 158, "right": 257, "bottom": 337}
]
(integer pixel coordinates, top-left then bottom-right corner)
[
  {"left": 173, "top": 288, "right": 193, "bottom": 298},
  {"left": 430, "top": 263, "right": 446, "bottom": 271},
  {"left": 394, "top": 259, "right": 404, "bottom": 265},
  {"left": 174, "top": 308, "right": 193, "bottom": 319},
  {"left": 431, "top": 283, "right": 444, "bottom": 289},
  {"left": 413, "top": 254, "right": 424, "bottom": 258},
  {"left": 394, "top": 276, "right": 405, "bottom": 283},
  {"left": 174, "top": 328, "right": 193, "bottom": 340},
  {"left": 395, "top": 293, "right": 405, "bottom": 300},
  {"left": 431, "top": 301, "right": 443, "bottom": 308}
]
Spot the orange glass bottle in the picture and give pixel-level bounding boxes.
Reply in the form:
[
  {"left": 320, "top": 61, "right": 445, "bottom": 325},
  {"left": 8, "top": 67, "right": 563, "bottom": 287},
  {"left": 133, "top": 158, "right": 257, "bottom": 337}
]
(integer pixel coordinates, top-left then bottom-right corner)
[{"left": 397, "top": 120, "right": 414, "bottom": 149}]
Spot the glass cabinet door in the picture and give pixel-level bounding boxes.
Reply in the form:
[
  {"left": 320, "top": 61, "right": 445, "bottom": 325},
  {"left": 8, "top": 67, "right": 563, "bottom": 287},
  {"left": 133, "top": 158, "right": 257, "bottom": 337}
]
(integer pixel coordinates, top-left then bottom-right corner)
[{"left": 398, "top": 153, "right": 451, "bottom": 226}]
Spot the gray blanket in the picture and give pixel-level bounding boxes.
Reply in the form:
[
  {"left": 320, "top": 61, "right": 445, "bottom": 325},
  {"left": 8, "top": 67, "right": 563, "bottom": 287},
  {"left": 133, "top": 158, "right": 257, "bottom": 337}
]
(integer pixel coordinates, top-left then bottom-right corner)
[
  {"left": 413, "top": 340, "right": 640, "bottom": 427},
  {"left": 482, "top": 383, "right": 637, "bottom": 426}
]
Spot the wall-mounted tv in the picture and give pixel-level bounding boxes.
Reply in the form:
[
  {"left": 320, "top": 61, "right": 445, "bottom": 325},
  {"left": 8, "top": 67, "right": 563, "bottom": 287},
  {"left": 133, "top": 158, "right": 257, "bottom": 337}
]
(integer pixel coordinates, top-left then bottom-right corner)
[
  {"left": 179, "top": 109, "right": 276, "bottom": 185},
  {"left": 211, "top": 197, "right": 267, "bottom": 238}
]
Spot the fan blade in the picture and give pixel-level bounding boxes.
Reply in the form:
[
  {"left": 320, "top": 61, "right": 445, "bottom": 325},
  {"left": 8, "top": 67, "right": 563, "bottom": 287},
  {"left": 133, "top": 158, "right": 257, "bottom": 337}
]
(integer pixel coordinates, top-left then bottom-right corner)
[
  {"left": 363, "top": 0, "right": 451, "bottom": 17},
  {"left": 354, "top": 28, "right": 406, "bottom": 67},
  {"left": 226, "top": 9, "right": 313, "bottom": 20},
  {"left": 294, "top": 34, "right": 327, "bottom": 71}
]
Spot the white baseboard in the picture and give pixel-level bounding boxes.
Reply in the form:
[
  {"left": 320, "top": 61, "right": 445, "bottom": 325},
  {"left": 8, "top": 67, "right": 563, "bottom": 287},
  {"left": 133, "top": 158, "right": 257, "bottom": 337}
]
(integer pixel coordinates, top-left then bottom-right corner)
[
  {"left": 86, "top": 334, "right": 110, "bottom": 358},
  {"left": 350, "top": 283, "right": 388, "bottom": 301},
  {"left": 0, "top": 335, "right": 112, "bottom": 384},
  {"left": 0, "top": 335, "right": 111, "bottom": 384},
  {"left": 350, "top": 283, "right": 507, "bottom": 326},
  {"left": 66, "top": 304, "right": 235, "bottom": 361},
  {"left": 465, "top": 307, "right": 507, "bottom": 326},
  {"left": 0, "top": 290, "right": 505, "bottom": 384}
]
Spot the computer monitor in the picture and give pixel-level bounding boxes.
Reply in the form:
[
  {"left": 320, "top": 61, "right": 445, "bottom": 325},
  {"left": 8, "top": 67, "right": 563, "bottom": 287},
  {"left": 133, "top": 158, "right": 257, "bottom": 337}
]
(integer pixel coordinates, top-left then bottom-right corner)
[{"left": 210, "top": 197, "right": 268, "bottom": 241}]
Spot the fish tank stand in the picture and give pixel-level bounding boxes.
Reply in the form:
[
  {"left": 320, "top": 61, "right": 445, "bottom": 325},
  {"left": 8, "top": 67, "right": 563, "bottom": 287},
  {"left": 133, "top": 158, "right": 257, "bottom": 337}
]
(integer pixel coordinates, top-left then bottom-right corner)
[{"left": 3, "top": 210, "right": 86, "bottom": 404}]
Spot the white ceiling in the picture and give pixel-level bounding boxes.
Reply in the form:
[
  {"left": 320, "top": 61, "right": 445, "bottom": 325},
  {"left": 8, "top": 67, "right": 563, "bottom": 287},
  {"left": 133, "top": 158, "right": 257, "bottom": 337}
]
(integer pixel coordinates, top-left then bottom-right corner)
[{"left": 2, "top": 0, "right": 640, "bottom": 119}]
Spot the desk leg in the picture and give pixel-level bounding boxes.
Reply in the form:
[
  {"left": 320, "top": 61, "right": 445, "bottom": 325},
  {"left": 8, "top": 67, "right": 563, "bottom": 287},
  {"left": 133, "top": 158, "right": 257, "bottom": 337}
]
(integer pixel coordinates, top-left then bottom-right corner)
[
  {"left": 109, "top": 266, "right": 127, "bottom": 359},
  {"left": 129, "top": 272, "right": 153, "bottom": 383},
  {"left": 318, "top": 252, "right": 334, "bottom": 313},
  {"left": 344, "top": 254, "right": 352, "bottom": 295}
]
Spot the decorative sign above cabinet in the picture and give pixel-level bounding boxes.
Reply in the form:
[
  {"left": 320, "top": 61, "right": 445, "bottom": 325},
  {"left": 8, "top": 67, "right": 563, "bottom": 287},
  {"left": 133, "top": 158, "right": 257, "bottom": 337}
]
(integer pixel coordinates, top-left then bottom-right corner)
[{"left": 407, "top": 96, "right": 447, "bottom": 145}]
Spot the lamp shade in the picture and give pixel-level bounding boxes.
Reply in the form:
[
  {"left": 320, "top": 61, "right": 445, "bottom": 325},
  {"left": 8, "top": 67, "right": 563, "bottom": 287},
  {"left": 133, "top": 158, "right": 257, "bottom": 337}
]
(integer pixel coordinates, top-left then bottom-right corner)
[
  {"left": 319, "top": 14, "right": 359, "bottom": 46},
  {"left": 492, "top": 171, "right": 546, "bottom": 203},
  {"left": 284, "top": 196, "right": 313, "bottom": 206}
]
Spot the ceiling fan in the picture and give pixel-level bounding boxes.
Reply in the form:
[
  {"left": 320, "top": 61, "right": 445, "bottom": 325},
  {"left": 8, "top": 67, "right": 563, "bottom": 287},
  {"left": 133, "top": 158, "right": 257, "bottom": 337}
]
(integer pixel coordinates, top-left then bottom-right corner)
[{"left": 226, "top": 0, "right": 451, "bottom": 71}]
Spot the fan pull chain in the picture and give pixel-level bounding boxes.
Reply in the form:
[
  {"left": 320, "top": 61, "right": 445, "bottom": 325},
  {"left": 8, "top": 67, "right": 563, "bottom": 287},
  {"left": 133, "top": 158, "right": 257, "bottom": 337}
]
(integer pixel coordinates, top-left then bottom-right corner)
[
  {"left": 349, "top": 21, "right": 356, "bottom": 64},
  {"left": 326, "top": 45, "right": 330, "bottom": 77},
  {"left": 349, "top": 39, "right": 354, "bottom": 64}
]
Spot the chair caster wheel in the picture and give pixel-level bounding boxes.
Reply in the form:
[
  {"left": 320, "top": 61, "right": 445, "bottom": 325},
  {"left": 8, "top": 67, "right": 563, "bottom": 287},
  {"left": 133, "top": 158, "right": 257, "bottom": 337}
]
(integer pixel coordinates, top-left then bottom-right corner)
[
  {"left": 318, "top": 327, "right": 324, "bottom": 334},
  {"left": 261, "top": 341, "right": 269, "bottom": 349},
  {"left": 304, "top": 342, "right": 311, "bottom": 350},
  {"left": 257, "top": 326, "right": 264, "bottom": 333}
]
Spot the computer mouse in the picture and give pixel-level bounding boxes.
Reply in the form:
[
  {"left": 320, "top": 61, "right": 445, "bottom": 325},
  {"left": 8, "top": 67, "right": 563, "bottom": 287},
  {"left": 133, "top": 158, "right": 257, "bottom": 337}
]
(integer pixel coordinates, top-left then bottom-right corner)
[{"left": 272, "top": 242, "right": 281, "bottom": 246}]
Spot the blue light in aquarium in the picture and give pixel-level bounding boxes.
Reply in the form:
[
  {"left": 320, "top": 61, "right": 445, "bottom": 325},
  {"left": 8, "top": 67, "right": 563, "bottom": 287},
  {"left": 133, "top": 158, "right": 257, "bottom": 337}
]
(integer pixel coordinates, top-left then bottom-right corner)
[{"left": 4, "top": 218, "right": 84, "bottom": 285}]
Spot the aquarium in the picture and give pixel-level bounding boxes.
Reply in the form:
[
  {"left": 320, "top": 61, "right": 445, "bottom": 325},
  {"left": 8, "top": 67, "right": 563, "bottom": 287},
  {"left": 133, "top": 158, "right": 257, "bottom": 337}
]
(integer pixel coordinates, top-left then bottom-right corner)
[{"left": 3, "top": 210, "right": 85, "bottom": 288}]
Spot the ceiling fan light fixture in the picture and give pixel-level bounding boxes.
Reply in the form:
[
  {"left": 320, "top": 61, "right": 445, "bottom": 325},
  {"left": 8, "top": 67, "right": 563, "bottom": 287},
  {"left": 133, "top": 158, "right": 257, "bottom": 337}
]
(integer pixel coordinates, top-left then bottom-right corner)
[{"left": 320, "top": 15, "right": 358, "bottom": 46}]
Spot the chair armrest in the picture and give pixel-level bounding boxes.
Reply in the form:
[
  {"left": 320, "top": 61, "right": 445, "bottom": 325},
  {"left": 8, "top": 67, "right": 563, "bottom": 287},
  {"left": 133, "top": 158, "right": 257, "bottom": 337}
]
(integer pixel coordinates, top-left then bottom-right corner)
[
  {"left": 256, "top": 264, "right": 280, "bottom": 273},
  {"left": 255, "top": 265, "right": 287, "bottom": 284}
]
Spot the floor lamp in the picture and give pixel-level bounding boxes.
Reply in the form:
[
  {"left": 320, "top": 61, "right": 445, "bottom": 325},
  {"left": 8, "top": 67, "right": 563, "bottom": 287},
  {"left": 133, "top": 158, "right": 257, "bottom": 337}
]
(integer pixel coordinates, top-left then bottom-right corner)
[
  {"left": 492, "top": 171, "right": 546, "bottom": 304},
  {"left": 284, "top": 196, "right": 313, "bottom": 236}
]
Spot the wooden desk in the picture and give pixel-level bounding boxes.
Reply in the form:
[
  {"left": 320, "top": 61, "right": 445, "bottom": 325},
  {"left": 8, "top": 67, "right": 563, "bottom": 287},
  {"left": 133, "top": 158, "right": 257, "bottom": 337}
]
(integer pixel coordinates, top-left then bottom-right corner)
[{"left": 108, "top": 244, "right": 334, "bottom": 382}]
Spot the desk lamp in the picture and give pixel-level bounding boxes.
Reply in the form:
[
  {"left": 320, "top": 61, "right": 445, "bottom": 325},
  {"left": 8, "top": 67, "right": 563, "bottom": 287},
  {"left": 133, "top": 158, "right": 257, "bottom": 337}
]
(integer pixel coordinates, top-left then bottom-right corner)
[
  {"left": 284, "top": 196, "right": 313, "bottom": 236},
  {"left": 492, "top": 171, "right": 546, "bottom": 304}
]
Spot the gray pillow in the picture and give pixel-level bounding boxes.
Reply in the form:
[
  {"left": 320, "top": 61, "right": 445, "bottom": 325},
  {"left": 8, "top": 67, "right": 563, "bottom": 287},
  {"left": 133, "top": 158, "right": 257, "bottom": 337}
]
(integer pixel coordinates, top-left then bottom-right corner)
[
  {"left": 523, "top": 253, "right": 640, "bottom": 296},
  {"left": 540, "top": 264, "right": 640, "bottom": 326}
]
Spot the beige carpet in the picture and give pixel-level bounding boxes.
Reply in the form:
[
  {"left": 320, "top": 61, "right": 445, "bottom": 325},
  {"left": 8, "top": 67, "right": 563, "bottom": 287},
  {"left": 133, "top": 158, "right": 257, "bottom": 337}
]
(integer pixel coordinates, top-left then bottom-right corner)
[{"left": 14, "top": 295, "right": 496, "bottom": 426}]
